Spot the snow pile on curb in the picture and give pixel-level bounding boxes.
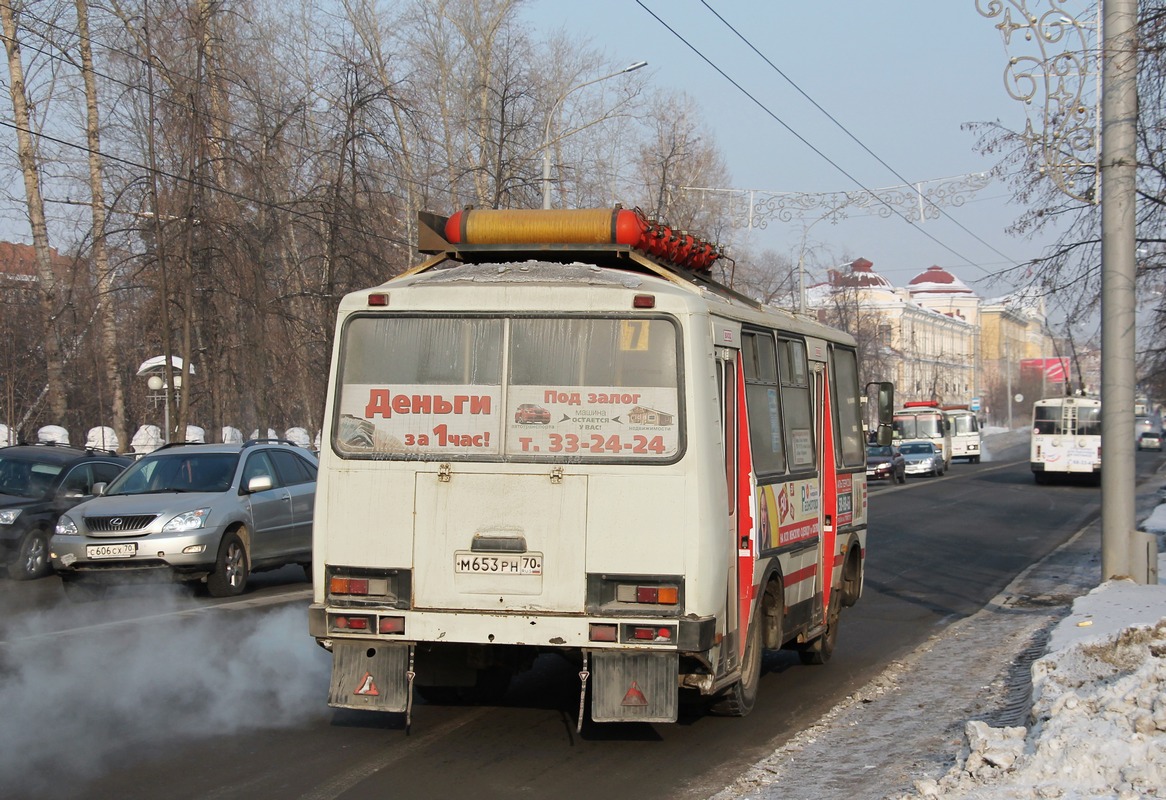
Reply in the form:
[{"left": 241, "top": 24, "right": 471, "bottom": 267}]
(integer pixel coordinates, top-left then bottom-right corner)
[{"left": 903, "top": 584, "right": 1166, "bottom": 800}]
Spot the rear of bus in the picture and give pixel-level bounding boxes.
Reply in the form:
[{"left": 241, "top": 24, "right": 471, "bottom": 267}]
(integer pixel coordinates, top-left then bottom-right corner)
[
  {"left": 1030, "top": 397, "right": 1102, "bottom": 483},
  {"left": 308, "top": 257, "right": 729, "bottom": 724},
  {"left": 943, "top": 408, "right": 981, "bottom": 463}
]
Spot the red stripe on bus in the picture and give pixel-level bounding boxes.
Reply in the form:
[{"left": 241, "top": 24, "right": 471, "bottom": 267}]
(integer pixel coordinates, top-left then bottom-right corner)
[{"left": 783, "top": 564, "right": 818, "bottom": 586}]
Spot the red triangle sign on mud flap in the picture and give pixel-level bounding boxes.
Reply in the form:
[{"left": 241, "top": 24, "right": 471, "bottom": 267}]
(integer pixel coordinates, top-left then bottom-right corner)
[
  {"left": 353, "top": 671, "right": 380, "bottom": 696},
  {"left": 621, "top": 681, "right": 648, "bottom": 707}
]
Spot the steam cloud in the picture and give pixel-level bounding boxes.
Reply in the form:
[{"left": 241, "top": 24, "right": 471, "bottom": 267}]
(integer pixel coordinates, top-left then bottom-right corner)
[{"left": 0, "top": 596, "right": 331, "bottom": 797}]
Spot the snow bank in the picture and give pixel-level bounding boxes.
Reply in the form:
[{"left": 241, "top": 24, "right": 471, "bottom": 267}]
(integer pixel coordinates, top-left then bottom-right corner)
[{"left": 904, "top": 576, "right": 1166, "bottom": 800}]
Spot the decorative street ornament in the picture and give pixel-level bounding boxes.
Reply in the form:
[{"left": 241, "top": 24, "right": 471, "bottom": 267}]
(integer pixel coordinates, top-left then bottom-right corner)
[
  {"left": 676, "top": 171, "right": 993, "bottom": 231},
  {"left": 976, "top": 0, "right": 1100, "bottom": 204}
]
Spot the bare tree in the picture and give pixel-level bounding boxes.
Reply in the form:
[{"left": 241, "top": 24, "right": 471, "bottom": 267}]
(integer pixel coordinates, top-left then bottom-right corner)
[
  {"left": 1, "top": 0, "right": 68, "bottom": 424},
  {"left": 72, "top": 0, "right": 127, "bottom": 447}
]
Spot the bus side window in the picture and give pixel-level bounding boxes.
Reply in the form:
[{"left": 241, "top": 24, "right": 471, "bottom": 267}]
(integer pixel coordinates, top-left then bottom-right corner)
[
  {"left": 779, "top": 338, "right": 815, "bottom": 470},
  {"left": 741, "top": 331, "right": 785, "bottom": 476}
]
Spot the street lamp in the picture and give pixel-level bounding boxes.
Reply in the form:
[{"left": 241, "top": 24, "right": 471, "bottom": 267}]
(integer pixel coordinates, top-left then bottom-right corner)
[
  {"left": 137, "top": 355, "right": 193, "bottom": 445},
  {"left": 542, "top": 60, "right": 647, "bottom": 210},
  {"left": 146, "top": 373, "right": 182, "bottom": 443}
]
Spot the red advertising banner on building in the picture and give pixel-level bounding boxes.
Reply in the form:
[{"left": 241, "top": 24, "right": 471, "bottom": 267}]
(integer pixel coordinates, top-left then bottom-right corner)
[{"left": 1020, "top": 358, "right": 1069, "bottom": 382}]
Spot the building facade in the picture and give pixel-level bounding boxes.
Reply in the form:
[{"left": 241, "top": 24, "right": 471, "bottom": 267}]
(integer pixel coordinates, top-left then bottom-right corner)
[{"left": 807, "top": 259, "right": 1058, "bottom": 425}]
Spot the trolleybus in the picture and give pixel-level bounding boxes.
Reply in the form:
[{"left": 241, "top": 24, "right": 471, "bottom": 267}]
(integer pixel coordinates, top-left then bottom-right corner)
[
  {"left": 309, "top": 208, "right": 893, "bottom": 727},
  {"left": 1030, "top": 395, "right": 1101, "bottom": 483}
]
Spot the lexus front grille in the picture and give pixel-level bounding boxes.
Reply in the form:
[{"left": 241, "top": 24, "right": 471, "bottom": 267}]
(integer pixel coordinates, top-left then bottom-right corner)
[{"left": 84, "top": 514, "right": 157, "bottom": 533}]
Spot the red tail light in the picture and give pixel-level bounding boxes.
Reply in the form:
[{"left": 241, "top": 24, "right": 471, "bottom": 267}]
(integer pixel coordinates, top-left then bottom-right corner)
[
  {"left": 379, "top": 616, "right": 405, "bottom": 635},
  {"left": 333, "top": 615, "right": 371, "bottom": 630},
  {"left": 589, "top": 623, "right": 618, "bottom": 642},
  {"left": 630, "top": 626, "right": 674, "bottom": 642}
]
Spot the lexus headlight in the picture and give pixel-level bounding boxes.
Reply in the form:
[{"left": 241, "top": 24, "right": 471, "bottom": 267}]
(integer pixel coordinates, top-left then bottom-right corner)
[
  {"left": 0, "top": 509, "right": 22, "bottom": 525},
  {"left": 55, "top": 516, "right": 77, "bottom": 535},
  {"left": 163, "top": 508, "right": 211, "bottom": 533}
]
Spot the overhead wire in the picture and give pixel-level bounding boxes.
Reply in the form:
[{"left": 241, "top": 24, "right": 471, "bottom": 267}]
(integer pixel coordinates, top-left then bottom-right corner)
[
  {"left": 0, "top": 116, "right": 412, "bottom": 250},
  {"left": 634, "top": 0, "right": 1009, "bottom": 277},
  {"left": 696, "top": 0, "right": 1023, "bottom": 270},
  {"left": 3, "top": 5, "right": 457, "bottom": 213}
]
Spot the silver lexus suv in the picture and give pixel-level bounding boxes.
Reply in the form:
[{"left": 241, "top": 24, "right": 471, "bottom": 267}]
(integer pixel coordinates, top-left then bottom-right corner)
[{"left": 51, "top": 440, "right": 317, "bottom": 599}]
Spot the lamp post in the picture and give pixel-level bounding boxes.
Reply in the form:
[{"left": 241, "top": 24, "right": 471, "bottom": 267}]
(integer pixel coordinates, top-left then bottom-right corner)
[
  {"left": 146, "top": 373, "right": 182, "bottom": 443},
  {"left": 795, "top": 213, "right": 847, "bottom": 314},
  {"left": 542, "top": 60, "right": 647, "bottom": 210},
  {"left": 137, "top": 355, "right": 193, "bottom": 445}
]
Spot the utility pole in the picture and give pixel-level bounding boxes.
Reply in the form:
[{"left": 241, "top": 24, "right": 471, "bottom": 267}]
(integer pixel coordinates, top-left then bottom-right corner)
[
  {"left": 979, "top": 0, "right": 1153, "bottom": 584},
  {"left": 1099, "top": 0, "right": 1149, "bottom": 582}
]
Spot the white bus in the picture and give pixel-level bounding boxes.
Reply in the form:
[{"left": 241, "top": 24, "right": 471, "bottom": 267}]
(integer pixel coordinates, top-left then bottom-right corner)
[
  {"left": 1030, "top": 396, "right": 1101, "bottom": 483},
  {"left": 892, "top": 401, "right": 952, "bottom": 469},
  {"left": 942, "top": 406, "right": 982, "bottom": 463},
  {"left": 309, "top": 208, "right": 893, "bottom": 727}
]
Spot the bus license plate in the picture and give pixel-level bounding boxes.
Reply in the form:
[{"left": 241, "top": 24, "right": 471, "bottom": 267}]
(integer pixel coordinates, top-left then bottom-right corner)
[
  {"left": 87, "top": 543, "right": 137, "bottom": 559},
  {"left": 454, "top": 552, "right": 542, "bottom": 575}
]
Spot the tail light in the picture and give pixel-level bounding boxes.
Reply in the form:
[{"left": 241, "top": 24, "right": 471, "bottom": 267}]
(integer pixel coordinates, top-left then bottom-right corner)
[
  {"left": 326, "top": 567, "right": 410, "bottom": 607},
  {"left": 587, "top": 574, "right": 684, "bottom": 616},
  {"left": 627, "top": 624, "right": 675, "bottom": 644},
  {"left": 332, "top": 615, "right": 372, "bottom": 631},
  {"left": 615, "top": 583, "right": 679, "bottom": 605}
]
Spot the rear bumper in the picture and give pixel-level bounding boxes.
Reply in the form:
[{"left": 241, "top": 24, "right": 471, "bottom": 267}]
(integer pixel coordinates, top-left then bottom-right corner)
[{"left": 308, "top": 603, "right": 716, "bottom": 652}]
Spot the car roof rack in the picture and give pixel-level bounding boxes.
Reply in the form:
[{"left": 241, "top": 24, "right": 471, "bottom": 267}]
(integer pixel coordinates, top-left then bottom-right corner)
[
  {"left": 152, "top": 441, "right": 215, "bottom": 451},
  {"left": 242, "top": 438, "right": 299, "bottom": 448}
]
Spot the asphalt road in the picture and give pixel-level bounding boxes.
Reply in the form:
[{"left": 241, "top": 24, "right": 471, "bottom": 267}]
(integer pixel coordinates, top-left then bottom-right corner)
[{"left": 2, "top": 437, "right": 1155, "bottom": 800}]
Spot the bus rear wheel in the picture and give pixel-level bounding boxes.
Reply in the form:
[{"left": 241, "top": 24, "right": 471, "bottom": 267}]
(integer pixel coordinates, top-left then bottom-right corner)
[
  {"left": 798, "top": 603, "right": 840, "bottom": 666},
  {"left": 710, "top": 616, "right": 762, "bottom": 717}
]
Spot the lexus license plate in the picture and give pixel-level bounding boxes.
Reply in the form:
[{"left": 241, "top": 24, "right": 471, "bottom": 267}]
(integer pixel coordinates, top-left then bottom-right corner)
[{"left": 87, "top": 542, "right": 137, "bottom": 559}]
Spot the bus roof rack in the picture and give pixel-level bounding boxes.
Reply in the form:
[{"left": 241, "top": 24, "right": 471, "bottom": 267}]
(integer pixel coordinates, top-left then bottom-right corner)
[{"left": 409, "top": 208, "right": 762, "bottom": 310}]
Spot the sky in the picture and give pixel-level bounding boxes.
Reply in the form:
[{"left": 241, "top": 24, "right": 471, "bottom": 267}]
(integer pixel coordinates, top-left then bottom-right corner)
[{"left": 522, "top": 0, "right": 1097, "bottom": 298}]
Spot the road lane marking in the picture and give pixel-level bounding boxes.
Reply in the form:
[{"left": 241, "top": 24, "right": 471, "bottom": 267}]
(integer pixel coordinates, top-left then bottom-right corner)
[{"left": 0, "top": 587, "right": 312, "bottom": 646}]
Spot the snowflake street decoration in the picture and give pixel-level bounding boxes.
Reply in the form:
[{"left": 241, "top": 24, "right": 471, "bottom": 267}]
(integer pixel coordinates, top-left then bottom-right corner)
[{"left": 676, "top": 172, "right": 993, "bottom": 231}]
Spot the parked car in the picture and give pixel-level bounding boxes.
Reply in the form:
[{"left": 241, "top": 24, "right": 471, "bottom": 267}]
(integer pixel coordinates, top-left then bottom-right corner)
[
  {"left": 899, "top": 441, "right": 946, "bottom": 477},
  {"left": 51, "top": 440, "right": 317, "bottom": 599},
  {"left": 0, "top": 444, "right": 132, "bottom": 580},
  {"left": 866, "top": 444, "right": 906, "bottom": 484},
  {"left": 513, "top": 403, "right": 552, "bottom": 424},
  {"left": 1138, "top": 431, "right": 1163, "bottom": 451}
]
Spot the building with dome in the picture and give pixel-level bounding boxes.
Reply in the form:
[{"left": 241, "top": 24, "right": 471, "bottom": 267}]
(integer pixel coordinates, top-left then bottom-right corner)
[{"left": 807, "top": 259, "right": 1058, "bottom": 424}]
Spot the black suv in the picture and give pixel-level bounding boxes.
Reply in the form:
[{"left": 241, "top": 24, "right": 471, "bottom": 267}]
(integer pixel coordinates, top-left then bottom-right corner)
[{"left": 0, "top": 444, "right": 132, "bottom": 579}]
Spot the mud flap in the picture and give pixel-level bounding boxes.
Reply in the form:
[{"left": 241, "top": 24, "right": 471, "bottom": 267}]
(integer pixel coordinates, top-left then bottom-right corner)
[
  {"left": 590, "top": 651, "right": 678, "bottom": 724},
  {"left": 328, "top": 640, "right": 411, "bottom": 712}
]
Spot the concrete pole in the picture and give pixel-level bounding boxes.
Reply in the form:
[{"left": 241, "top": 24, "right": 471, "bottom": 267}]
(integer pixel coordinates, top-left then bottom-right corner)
[{"left": 1099, "top": 0, "right": 1143, "bottom": 582}]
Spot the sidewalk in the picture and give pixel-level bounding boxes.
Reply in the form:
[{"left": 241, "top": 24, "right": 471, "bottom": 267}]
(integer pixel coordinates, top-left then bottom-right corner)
[{"left": 711, "top": 434, "right": 1166, "bottom": 800}]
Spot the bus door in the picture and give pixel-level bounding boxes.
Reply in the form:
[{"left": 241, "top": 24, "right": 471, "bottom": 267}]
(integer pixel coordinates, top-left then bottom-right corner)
[
  {"left": 811, "top": 340, "right": 837, "bottom": 626},
  {"left": 716, "top": 331, "right": 754, "bottom": 673}
]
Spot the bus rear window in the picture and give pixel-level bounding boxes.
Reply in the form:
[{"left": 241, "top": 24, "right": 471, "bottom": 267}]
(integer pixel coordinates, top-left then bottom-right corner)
[{"left": 334, "top": 315, "right": 681, "bottom": 461}]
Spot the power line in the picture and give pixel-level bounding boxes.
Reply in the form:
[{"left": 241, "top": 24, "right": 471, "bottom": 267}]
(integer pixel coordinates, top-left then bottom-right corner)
[
  {"left": 634, "top": 0, "right": 1010, "bottom": 277},
  {"left": 4, "top": 5, "right": 450, "bottom": 204},
  {"left": 696, "top": 0, "right": 1022, "bottom": 269},
  {"left": 0, "top": 118, "right": 411, "bottom": 250}
]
